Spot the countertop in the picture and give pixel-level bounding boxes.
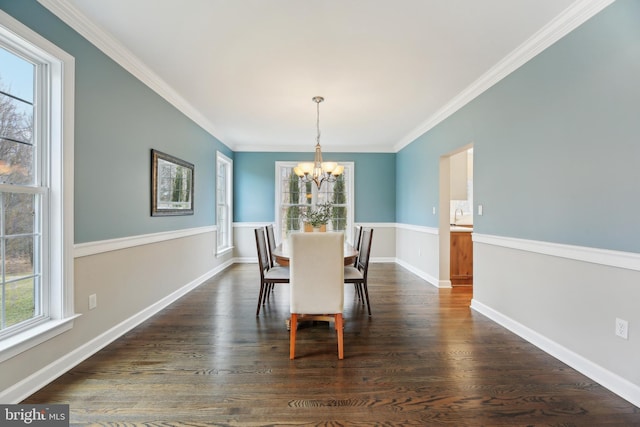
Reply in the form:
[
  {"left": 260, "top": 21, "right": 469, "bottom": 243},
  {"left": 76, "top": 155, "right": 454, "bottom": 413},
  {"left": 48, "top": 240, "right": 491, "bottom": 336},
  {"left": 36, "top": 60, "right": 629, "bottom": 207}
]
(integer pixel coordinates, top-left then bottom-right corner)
[{"left": 450, "top": 225, "right": 473, "bottom": 232}]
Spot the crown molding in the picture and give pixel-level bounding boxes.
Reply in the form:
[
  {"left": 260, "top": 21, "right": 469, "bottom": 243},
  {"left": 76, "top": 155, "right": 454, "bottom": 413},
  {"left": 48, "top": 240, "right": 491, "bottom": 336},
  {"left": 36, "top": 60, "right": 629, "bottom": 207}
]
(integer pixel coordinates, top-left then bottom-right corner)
[
  {"left": 37, "top": 0, "right": 230, "bottom": 148},
  {"left": 393, "top": 0, "right": 616, "bottom": 152},
  {"left": 232, "top": 143, "right": 396, "bottom": 153}
]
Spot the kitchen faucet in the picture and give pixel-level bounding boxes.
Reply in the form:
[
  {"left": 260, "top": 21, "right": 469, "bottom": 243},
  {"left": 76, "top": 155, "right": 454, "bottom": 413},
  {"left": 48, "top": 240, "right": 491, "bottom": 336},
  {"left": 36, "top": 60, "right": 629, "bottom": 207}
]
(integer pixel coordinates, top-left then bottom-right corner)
[{"left": 454, "top": 208, "right": 464, "bottom": 223}]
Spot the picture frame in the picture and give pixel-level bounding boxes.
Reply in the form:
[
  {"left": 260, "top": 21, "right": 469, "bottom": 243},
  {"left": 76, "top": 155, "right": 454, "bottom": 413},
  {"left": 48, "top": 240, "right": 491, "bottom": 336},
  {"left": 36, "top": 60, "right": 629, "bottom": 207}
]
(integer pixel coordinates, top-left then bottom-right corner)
[{"left": 151, "top": 149, "right": 194, "bottom": 216}]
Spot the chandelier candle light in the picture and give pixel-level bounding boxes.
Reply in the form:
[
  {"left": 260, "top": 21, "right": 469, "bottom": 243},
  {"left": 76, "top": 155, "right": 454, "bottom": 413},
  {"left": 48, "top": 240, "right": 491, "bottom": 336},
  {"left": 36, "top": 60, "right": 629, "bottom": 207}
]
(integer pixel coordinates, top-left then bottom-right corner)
[{"left": 294, "top": 96, "right": 344, "bottom": 188}]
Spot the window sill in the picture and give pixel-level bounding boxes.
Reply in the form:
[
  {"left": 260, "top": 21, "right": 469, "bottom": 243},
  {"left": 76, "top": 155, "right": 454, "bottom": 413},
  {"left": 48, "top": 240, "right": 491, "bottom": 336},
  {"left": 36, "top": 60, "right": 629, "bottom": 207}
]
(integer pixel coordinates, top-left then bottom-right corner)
[{"left": 0, "top": 314, "right": 81, "bottom": 363}]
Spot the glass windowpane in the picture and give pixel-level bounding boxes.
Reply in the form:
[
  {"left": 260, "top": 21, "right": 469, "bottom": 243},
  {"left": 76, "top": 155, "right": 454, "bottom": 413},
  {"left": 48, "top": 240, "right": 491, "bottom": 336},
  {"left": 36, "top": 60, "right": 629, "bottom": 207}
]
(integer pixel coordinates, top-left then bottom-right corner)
[
  {"left": 0, "top": 134, "right": 34, "bottom": 185},
  {"left": 4, "top": 276, "right": 36, "bottom": 328},
  {"left": 5, "top": 235, "right": 35, "bottom": 279},
  {"left": 4, "top": 192, "right": 35, "bottom": 235},
  {"left": 0, "top": 47, "right": 35, "bottom": 103},
  {"left": 1, "top": 48, "right": 35, "bottom": 186}
]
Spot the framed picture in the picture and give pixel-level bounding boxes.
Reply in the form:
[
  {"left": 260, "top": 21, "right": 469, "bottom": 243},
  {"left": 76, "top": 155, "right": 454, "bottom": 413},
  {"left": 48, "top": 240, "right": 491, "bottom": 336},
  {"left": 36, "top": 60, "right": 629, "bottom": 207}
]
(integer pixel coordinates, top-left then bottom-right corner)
[{"left": 151, "top": 149, "right": 194, "bottom": 216}]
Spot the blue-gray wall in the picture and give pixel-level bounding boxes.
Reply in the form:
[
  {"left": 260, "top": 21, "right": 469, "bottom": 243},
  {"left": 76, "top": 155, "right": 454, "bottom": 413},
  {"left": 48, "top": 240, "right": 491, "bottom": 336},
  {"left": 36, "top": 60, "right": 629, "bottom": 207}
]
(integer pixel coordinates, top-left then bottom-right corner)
[
  {"left": 396, "top": 0, "right": 640, "bottom": 253},
  {"left": 234, "top": 152, "right": 395, "bottom": 223},
  {"left": 0, "top": 0, "right": 233, "bottom": 244}
]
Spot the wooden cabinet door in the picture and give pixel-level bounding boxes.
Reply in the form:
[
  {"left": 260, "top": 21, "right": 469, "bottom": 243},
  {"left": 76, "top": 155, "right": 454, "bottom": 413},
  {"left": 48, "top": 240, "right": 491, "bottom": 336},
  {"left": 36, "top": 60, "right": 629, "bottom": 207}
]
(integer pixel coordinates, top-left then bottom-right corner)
[{"left": 450, "top": 232, "right": 473, "bottom": 286}]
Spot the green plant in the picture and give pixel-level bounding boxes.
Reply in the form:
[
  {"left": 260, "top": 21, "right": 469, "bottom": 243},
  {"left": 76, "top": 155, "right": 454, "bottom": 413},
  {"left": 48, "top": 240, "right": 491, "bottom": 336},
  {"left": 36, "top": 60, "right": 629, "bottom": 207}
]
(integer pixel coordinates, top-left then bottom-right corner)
[{"left": 303, "top": 202, "right": 332, "bottom": 228}]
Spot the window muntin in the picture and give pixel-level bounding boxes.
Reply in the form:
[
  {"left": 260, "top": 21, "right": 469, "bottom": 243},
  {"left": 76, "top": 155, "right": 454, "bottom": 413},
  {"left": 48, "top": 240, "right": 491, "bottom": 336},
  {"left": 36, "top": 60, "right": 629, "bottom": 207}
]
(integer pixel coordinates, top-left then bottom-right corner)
[
  {"left": 216, "top": 152, "right": 233, "bottom": 255},
  {"left": 276, "top": 162, "right": 354, "bottom": 243}
]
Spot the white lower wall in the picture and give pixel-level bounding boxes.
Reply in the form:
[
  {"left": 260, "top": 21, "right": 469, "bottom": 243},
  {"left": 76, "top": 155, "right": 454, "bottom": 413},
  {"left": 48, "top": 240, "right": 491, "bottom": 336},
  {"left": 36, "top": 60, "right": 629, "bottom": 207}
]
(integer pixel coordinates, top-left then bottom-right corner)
[
  {"left": 471, "top": 234, "right": 640, "bottom": 407},
  {"left": 395, "top": 223, "right": 443, "bottom": 287}
]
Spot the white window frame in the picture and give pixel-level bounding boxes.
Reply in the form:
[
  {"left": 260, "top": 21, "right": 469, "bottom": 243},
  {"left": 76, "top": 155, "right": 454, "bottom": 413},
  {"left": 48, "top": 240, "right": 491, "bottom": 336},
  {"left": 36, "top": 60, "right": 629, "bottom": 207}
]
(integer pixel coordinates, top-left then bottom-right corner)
[
  {"left": 216, "top": 151, "right": 233, "bottom": 256},
  {"left": 275, "top": 161, "right": 354, "bottom": 243},
  {"left": 0, "top": 10, "right": 76, "bottom": 363}
]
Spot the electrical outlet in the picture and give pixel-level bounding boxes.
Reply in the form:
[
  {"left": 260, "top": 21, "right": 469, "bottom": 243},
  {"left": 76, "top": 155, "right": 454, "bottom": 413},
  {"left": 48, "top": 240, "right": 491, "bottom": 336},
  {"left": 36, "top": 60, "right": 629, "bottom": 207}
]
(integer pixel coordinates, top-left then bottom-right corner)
[
  {"left": 615, "top": 318, "right": 628, "bottom": 340},
  {"left": 89, "top": 294, "right": 97, "bottom": 310},
  {"left": 432, "top": 206, "right": 436, "bottom": 215}
]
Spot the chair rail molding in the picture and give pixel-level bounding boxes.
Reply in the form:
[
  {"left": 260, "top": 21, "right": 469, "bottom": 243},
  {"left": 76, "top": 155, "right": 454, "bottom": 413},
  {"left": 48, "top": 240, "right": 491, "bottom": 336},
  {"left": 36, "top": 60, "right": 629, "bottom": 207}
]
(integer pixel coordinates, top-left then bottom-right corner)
[
  {"left": 473, "top": 233, "right": 640, "bottom": 272},
  {"left": 74, "top": 226, "right": 216, "bottom": 258}
]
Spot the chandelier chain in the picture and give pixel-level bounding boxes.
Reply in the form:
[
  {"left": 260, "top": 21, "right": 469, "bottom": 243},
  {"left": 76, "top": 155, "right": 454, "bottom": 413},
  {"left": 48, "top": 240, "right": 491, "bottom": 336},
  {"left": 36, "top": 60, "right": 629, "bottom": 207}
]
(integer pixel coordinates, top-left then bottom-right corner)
[
  {"left": 294, "top": 95, "right": 343, "bottom": 189},
  {"left": 315, "top": 96, "right": 322, "bottom": 145}
]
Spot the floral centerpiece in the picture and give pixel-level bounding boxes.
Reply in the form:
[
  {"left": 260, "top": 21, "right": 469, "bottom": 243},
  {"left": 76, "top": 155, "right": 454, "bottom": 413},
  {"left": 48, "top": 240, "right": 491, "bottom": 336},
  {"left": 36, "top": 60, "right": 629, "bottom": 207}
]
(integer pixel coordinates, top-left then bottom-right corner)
[{"left": 302, "top": 202, "right": 332, "bottom": 231}]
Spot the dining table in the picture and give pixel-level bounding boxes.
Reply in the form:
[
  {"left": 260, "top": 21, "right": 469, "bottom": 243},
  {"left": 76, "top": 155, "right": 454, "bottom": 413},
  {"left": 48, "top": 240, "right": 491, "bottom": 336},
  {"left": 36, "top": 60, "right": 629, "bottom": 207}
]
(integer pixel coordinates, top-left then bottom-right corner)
[{"left": 271, "top": 239, "right": 358, "bottom": 267}]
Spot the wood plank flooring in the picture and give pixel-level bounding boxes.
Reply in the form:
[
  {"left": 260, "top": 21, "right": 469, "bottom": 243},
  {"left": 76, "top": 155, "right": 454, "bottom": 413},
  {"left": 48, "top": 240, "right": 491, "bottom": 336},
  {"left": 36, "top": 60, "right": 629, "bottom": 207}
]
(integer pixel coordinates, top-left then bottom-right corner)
[{"left": 24, "top": 263, "right": 640, "bottom": 426}]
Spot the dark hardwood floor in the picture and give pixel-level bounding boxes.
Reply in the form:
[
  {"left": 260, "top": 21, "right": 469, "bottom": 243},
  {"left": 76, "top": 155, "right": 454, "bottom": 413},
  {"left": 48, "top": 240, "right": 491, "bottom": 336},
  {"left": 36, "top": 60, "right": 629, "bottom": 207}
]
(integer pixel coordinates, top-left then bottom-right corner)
[{"left": 25, "top": 263, "right": 640, "bottom": 426}]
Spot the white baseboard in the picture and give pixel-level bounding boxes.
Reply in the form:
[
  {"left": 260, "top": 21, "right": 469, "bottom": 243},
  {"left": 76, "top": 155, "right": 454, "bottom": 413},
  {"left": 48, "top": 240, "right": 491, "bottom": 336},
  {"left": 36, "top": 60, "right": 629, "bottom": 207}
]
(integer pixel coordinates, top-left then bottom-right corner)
[
  {"left": 394, "top": 259, "right": 443, "bottom": 288},
  {"left": 470, "top": 298, "right": 640, "bottom": 408},
  {"left": 370, "top": 257, "right": 396, "bottom": 263},
  {"left": 1, "top": 259, "right": 233, "bottom": 403}
]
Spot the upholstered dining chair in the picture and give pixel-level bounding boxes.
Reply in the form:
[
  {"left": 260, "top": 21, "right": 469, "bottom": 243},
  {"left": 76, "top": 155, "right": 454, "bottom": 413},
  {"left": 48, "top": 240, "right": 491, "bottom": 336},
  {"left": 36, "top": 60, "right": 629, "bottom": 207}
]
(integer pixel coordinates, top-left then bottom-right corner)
[
  {"left": 345, "top": 228, "right": 373, "bottom": 316},
  {"left": 289, "top": 232, "right": 345, "bottom": 360},
  {"left": 254, "top": 228, "right": 289, "bottom": 316}
]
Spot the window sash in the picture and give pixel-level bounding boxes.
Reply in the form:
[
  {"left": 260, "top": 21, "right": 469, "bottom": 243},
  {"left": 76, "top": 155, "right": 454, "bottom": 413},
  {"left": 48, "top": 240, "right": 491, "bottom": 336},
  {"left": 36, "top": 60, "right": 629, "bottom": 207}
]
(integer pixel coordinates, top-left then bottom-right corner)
[
  {"left": 0, "top": 45, "right": 46, "bottom": 338},
  {"left": 216, "top": 152, "right": 232, "bottom": 254}
]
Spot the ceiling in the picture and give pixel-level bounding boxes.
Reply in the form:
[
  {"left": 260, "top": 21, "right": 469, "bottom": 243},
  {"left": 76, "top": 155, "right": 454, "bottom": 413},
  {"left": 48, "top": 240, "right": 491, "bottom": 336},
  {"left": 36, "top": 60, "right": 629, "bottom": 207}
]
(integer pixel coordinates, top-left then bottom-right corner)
[{"left": 41, "top": 0, "right": 604, "bottom": 152}]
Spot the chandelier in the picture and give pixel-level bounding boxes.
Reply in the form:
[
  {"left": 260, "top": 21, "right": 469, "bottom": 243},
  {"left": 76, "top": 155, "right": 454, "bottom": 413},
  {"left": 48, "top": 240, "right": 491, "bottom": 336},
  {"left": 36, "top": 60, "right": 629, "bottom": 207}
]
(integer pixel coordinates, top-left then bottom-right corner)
[{"left": 294, "top": 96, "right": 344, "bottom": 188}]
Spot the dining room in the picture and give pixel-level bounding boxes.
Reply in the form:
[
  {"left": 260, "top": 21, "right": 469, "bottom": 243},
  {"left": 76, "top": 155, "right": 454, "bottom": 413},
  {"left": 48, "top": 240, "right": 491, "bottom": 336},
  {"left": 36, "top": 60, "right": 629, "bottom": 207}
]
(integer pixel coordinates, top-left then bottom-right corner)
[{"left": 1, "top": 0, "right": 639, "bottom": 423}]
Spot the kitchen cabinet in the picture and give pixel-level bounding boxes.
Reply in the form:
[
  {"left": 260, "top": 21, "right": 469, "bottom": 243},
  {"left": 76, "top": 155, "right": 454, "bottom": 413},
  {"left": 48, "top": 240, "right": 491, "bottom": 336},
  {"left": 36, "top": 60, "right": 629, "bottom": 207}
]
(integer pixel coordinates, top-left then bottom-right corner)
[{"left": 450, "top": 228, "right": 473, "bottom": 286}]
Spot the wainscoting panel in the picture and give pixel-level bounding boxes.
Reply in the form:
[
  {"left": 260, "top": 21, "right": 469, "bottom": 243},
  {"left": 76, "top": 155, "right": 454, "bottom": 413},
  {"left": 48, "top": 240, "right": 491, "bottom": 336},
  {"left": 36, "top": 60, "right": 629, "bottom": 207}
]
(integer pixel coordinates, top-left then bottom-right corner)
[{"left": 472, "top": 235, "right": 640, "bottom": 407}]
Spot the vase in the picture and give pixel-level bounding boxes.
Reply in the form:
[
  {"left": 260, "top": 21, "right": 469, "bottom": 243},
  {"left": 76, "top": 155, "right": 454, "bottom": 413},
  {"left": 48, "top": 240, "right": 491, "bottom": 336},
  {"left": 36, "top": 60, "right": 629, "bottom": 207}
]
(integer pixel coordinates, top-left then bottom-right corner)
[{"left": 304, "top": 223, "right": 326, "bottom": 232}]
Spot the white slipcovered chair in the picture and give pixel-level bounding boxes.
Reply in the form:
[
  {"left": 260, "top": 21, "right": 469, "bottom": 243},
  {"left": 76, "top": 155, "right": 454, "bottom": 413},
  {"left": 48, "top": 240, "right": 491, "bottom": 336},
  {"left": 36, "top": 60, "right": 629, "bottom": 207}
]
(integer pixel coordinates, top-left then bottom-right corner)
[{"left": 289, "top": 232, "right": 345, "bottom": 360}]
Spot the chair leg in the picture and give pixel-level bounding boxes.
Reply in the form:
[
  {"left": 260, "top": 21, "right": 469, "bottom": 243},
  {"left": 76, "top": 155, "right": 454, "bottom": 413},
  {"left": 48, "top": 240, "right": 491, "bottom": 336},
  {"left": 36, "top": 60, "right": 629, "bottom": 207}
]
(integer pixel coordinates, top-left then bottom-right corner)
[
  {"left": 361, "top": 282, "right": 371, "bottom": 316},
  {"left": 354, "top": 283, "right": 362, "bottom": 300},
  {"left": 335, "top": 313, "right": 344, "bottom": 360},
  {"left": 265, "top": 282, "right": 271, "bottom": 301},
  {"left": 289, "top": 314, "right": 298, "bottom": 360},
  {"left": 256, "top": 283, "right": 265, "bottom": 316}
]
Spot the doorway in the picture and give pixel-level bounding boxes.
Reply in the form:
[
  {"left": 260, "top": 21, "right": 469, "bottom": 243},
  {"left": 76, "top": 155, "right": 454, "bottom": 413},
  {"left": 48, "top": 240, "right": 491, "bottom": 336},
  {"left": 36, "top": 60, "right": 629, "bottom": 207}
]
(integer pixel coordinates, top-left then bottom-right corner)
[{"left": 439, "top": 145, "right": 474, "bottom": 288}]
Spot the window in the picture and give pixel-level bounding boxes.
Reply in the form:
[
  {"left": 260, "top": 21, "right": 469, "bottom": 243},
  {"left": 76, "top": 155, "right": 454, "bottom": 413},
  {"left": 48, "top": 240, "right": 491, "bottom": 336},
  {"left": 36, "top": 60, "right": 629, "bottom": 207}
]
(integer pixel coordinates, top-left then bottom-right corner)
[
  {"left": 0, "top": 11, "right": 75, "bottom": 361},
  {"left": 275, "top": 162, "right": 354, "bottom": 242},
  {"left": 216, "top": 151, "right": 233, "bottom": 255}
]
